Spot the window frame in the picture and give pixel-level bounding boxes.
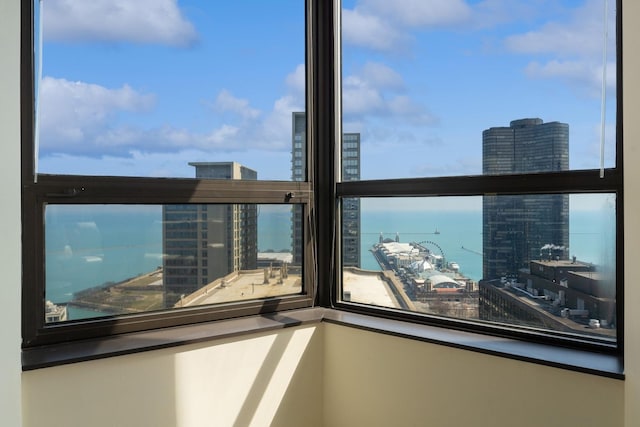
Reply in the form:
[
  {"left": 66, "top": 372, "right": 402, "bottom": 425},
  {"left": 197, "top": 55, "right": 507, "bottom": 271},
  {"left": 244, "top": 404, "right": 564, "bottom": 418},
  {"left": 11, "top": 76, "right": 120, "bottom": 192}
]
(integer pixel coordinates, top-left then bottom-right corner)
[
  {"left": 19, "top": 0, "right": 624, "bottom": 372},
  {"left": 20, "top": 0, "right": 317, "bottom": 348},
  {"left": 332, "top": 0, "right": 624, "bottom": 356}
]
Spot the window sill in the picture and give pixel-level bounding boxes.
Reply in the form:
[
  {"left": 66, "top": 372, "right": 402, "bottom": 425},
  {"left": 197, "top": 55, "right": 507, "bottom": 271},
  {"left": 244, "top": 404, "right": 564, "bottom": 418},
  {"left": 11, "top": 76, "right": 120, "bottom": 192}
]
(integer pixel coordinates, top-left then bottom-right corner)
[
  {"left": 323, "top": 309, "right": 624, "bottom": 380},
  {"left": 22, "top": 307, "right": 326, "bottom": 371},
  {"left": 22, "top": 307, "right": 624, "bottom": 380}
]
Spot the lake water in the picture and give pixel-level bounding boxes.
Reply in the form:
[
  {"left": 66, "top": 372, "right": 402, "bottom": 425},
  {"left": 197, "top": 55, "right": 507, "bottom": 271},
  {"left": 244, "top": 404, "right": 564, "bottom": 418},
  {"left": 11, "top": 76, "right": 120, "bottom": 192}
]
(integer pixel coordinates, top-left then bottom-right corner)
[{"left": 44, "top": 206, "right": 614, "bottom": 319}]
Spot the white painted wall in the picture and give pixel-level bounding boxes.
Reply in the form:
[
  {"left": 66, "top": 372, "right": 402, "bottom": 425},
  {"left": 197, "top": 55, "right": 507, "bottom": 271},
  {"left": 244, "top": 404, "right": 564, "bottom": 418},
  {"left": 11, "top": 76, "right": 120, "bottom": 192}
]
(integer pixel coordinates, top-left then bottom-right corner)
[
  {"left": 323, "top": 323, "right": 624, "bottom": 427},
  {"left": 0, "top": 0, "right": 23, "bottom": 426},
  {"left": 2, "top": 1, "right": 639, "bottom": 427},
  {"left": 22, "top": 326, "right": 324, "bottom": 427},
  {"left": 623, "top": 2, "right": 640, "bottom": 426}
]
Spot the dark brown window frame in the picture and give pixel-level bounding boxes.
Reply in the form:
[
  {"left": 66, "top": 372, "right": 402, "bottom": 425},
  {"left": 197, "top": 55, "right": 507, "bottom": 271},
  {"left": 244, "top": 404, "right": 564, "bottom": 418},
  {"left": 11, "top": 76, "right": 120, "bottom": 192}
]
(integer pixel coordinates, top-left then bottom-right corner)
[
  {"left": 332, "top": 0, "right": 624, "bottom": 356},
  {"left": 20, "top": 0, "right": 624, "bottom": 373},
  {"left": 21, "top": 0, "right": 318, "bottom": 348}
]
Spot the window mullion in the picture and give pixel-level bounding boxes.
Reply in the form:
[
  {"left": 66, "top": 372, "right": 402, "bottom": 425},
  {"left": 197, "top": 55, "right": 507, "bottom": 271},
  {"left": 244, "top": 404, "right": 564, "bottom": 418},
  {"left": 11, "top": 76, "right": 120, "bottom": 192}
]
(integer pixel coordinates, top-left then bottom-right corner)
[{"left": 336, "top": 169, "right": 622, "bottom": 199}]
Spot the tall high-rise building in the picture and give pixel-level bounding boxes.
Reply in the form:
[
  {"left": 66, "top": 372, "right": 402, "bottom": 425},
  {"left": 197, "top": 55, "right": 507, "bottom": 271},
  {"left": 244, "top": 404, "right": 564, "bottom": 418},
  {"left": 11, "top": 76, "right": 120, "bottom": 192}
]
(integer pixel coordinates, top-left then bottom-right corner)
[
  {"left": 482, "top": 118, "right": 569, "bottom": 280},
  {"left": 163, "top": 162, "right": 258, "bottom": 306},
  {"left": 291, "top": 112, "right": 361, "bottom": 267}
]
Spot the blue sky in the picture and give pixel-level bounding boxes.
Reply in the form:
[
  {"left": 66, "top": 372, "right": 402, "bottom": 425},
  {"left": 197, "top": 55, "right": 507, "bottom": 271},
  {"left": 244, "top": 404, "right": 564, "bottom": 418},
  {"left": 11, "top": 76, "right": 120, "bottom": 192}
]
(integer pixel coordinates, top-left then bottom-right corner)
[{"left": 36, "top": 0, "right": 616, "bottom": 182}]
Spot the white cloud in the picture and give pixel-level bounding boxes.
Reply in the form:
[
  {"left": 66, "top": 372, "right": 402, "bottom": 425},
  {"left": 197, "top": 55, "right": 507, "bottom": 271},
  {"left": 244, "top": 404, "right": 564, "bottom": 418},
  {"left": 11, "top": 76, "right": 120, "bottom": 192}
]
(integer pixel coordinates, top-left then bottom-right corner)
[
  {"left": 204, "top": 125, "right": 241, "bottom": 146},
  {"left": 258, "top": 96, "right": 303, "bottom": 150},
  {"left": 205, "top": 63, "right": 306, "bottom": 149},
  {"left": 38, "top": 76, "right": 228, "bottom": 155},
  {"left": 360, "top": 62, "right": 405, "bottom": 90},
  {"left": 506, "top": 23, "right": 598, "bottom": 57},
  {"left": 359, "top": 0, "right": 471, "bottom": 28},
  {"left": 38, "top": 62, "right": 306, "bottom": 159},
  {"left": 39, "top": 77, "right": 154, "bottom": 151},
  {"left": 342, "top": 0, "right": 473, "bottom": 52},
  {"left": 472, "top": 0, "right": 554, "bottom": 29},
  {"left": 214, "top": 90, "right": 261, "bottom": 120},
  {"left": 209, "top": 67, "right": 306, "bottom": 152},
  {"left": 505, "top": 0, "right": 611, "bottom": 57},
  {"left": 388, "top": 96, "right": 437, "bottom": 125},
  {"left": 43, "top": 0, "right": 197, "bottom": 46},
  {"left": 525, "top": 60, "right": 589, "bottom": 79},
  {"left": 505, "top": 0, "right": 616, "bottom": 96},
  {"left": 524, "top": 60, "right": 616, "bottom": 94},
  {"left": 342, "top": 9, "right": 407, "bottom": 52},
  {"left": 285, "top": 64, "right": 306, "bottom": 94},
  {"left": 342, "top": 62, "right": 436, "bottom": 124},
  {"left": 343, "top": 76, "right": 385, "bottom": 115}
]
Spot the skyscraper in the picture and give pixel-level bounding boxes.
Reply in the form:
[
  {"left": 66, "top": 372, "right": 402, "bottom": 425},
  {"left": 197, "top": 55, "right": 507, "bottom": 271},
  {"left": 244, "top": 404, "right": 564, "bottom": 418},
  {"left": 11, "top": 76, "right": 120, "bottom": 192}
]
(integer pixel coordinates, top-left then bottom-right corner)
[
  {"left": 482, "top": 118, "right": 569, "bottom": 280},
  {"left": 163, "top": 162, "right": 258, "bottom": 306},
  {"left": 341, "top": 133, "right": 361, "bottom": 267},
  {"left": 291, "top": 112, "right": 361, "bottom": 267}
]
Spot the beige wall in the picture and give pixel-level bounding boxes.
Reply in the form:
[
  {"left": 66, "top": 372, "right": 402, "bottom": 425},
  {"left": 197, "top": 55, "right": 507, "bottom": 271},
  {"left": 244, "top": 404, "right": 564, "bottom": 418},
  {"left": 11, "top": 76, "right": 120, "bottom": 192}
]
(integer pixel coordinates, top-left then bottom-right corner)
[
  {"left": 22, "top": 326, "right": 324, "bottom": 427},
  {"left": 0, "top": 0, "right": 23, "bottom": 426},
  {"left": 2, "top": 1, "right": 640, "bottom": 427},
  {"left": 623, "top": 2, "right": 640, "bottom": 426},
  {"left": 323, "top": 323, "right": 624, "bottom": 427}
]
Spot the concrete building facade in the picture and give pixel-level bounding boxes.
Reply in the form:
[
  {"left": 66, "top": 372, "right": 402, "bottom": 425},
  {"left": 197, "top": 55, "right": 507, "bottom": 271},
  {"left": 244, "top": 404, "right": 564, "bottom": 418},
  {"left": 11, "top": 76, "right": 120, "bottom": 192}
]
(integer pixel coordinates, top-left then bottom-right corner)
[{"left": 163, "top": 162, "right": 258, "bottom": 306}]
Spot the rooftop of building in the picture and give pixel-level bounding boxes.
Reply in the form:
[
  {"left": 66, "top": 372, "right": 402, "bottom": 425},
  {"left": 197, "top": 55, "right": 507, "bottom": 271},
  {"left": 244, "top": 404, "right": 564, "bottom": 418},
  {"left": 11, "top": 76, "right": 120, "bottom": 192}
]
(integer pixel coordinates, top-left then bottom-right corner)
[
  {"left": 343, "top": 268, "right": 404, "bottom": 309},
  {"left": 179, "top": 269, "right": 301, "bottom": 308},
  {"left": 570, "top": 270, "right": 605, "bottom": 280},
  {"left": 531, "top": 259, "right": 594, "bottom": 269},
  {"left": 188, "top": 161, "right": 243, "bottom": 167},
  {"left": 481, "top": 282, "right": 616, "bottom": 338},
  {"left": 377, "top": 241, "right": 419, "bottom": 256}
]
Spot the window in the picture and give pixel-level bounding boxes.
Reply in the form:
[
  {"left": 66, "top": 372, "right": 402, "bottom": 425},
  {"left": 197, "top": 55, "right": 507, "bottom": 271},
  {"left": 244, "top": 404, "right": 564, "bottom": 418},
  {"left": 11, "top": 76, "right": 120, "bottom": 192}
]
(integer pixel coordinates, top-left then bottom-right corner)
[
  {"left": 336, "top": 0, "right": 622, "bottom": 352},
  {"left": 22, "top": 0, "right": 623, "bottom": 371},
  {"left": 22, "top": 0, "right": 314, "bottom": 347}
]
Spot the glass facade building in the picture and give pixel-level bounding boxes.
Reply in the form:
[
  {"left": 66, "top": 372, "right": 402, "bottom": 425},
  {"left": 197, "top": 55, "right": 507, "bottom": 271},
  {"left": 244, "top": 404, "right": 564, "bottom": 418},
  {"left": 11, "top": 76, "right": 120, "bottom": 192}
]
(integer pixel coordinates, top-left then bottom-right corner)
[{"left": 482, "top": 119, "right": 570, "bottom": 280}]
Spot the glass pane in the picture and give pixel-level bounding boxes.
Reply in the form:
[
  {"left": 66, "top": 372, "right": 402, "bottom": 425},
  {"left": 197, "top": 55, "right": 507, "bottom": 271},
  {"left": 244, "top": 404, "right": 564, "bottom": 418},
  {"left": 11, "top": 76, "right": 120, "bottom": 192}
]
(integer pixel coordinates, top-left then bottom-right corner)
[
  {"left": 341, "top": 0, "right": 617, "bottom": 179},
  {"left": 45, "top": 204, "right": 303, "bottom": 322},
  {"left": 36, "top": 1, "right": 305, "bottom": 180},
  {"left": 342, "top": 194, "right": 616, "bottom": 342}
]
